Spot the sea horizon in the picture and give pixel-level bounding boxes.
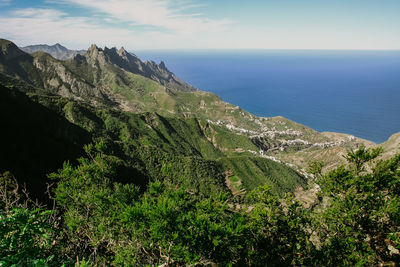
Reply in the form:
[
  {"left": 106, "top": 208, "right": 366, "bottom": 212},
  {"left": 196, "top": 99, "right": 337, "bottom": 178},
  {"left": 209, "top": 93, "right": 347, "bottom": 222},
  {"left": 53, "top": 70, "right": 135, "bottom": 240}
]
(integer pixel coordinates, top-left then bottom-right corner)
[{"left": 136, "top": 49, "right": 400, "bottom": 144}]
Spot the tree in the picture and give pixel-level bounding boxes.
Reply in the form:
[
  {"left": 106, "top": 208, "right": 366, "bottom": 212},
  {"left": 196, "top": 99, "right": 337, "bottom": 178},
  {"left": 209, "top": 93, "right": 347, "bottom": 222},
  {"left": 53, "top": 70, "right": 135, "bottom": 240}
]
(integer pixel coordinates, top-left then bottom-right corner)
[
  {"left": 247, "top": 185, "right": 314, "bottom": 266},
  {"left": 49, "top": 142, "right": 140, "bottom": 264},
  {"left": 0, "top": 172, "right": 57, "bottom": 266},
  {"left": 316, "top": 147, "right": 400, "bottom": 265},
  {"left": 344, "top": 145, "right": 383, "bottom": 174},
  {"left": 308, "top": 160, "right": 324, "bottom": 178}
]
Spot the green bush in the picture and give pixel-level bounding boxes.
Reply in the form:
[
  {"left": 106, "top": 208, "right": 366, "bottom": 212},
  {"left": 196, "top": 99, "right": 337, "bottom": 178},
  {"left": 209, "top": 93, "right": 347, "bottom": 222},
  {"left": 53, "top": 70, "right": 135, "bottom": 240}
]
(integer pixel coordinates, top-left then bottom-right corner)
[
  {"left": 2, "top": 142, "right": 399, "bottom": 266},
  {"left": 0, "top": 208, "right": 55, "bottom": 266}
]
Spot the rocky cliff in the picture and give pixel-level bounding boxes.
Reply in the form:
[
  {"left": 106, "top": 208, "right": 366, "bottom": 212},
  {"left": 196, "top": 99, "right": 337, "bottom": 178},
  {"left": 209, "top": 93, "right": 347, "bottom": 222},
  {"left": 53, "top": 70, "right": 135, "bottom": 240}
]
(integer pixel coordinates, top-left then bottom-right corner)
[{"left": 1, "top": 38, "right": 396, "bottom": 179}]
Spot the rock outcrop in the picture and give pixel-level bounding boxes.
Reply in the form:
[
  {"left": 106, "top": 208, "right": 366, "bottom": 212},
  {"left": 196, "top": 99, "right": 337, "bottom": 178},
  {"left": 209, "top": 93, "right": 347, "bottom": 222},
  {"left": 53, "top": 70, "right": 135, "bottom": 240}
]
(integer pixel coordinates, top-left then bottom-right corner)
[{"left": 84, "top": 44, "right": 197, "bottom": 92}]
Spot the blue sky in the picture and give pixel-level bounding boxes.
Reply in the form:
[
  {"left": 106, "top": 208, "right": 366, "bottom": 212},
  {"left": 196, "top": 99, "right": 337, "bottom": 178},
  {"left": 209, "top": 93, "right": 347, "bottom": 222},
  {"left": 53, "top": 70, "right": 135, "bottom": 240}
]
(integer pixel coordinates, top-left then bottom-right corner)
[{"left": 0, "top": 0, "right": 399, "bottom": 50}]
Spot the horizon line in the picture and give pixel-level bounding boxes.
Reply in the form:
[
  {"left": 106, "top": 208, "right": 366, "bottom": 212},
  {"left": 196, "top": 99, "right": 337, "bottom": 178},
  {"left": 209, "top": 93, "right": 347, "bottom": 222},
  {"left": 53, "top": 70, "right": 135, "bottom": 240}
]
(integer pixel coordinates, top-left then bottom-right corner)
[{"left": 133, "top": 48, "right": 400, "bottom": 52}]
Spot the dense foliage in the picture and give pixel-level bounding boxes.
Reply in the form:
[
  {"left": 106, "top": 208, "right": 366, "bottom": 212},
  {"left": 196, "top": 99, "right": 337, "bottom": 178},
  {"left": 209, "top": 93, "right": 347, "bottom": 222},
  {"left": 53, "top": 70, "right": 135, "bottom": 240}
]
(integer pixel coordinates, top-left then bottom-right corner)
[
  {"left": 1, "top": 144, "right": 399, "bottom": 266},
  {"left": 0, "top": 82, "right": 305, "bottom": 199},
  {"left": 0, "top": 172, "right": 56, "bottom": 266},
  {"left": 315, "top": 146, "right": 400, "bottom": 265},
  {"left": 2, "top": 37, "right": 400, "bottom": 266}
]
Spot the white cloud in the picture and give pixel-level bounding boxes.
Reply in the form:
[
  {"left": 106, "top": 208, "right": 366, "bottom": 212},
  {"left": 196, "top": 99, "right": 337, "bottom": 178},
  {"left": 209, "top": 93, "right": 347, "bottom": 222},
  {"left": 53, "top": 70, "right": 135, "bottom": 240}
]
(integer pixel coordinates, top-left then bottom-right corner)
[
  {"left": 0, "top": 8, "right": 137, "bottom": 49},
  {"left": 12, "top": 8, "right": 67, "bottom": 18},
  {"left": 0, "top": 7, "right": 218, "bottom": 50},
  {"left": 0, "top": 1, "right": 233, "bottom": 50},
  {"left": 55, "top": 0, "right": 231, "bottom": 34},
  {"left": 0, "top": 1, "right": 232, "bottom": 50}
]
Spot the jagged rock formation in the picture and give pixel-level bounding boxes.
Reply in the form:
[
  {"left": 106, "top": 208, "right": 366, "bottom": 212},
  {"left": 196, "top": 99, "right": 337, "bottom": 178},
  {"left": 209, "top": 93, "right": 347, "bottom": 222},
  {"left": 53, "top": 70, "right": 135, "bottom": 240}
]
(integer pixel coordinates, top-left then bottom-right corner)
[
  {"left": 1, "top": 38, "right": 396, "bottom": 184},
  {"left": 0, "top": 39, "right": 110, "bottom": 103},
  {"left": 20, "top": 42, "right": 197, "bottom": 92},
  {"left": 85, "top": 44, "right": 197, "bottom": 92},
  {"left": 1, "top": 38, "right": 310, "bottom": 198},
  {"left": 1, "top": 40, "right": 196, "bottom": 106}
]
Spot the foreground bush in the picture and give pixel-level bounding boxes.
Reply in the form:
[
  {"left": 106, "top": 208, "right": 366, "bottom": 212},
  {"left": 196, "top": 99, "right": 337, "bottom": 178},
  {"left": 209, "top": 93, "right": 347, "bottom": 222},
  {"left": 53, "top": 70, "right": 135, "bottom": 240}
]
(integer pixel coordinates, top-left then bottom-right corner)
[
  {"left": 0, "top": 172, "right": 56, "bottom": 266},
  {"left": 1, "top": 143, "right": 400, "bottom": 266}
]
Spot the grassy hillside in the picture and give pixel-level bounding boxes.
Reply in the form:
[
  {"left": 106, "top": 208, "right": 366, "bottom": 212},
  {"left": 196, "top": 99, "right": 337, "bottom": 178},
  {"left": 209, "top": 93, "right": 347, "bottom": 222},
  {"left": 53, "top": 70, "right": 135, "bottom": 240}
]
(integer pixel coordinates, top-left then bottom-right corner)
[
  {"left": 2, "top": 37, "right": 393, "bottom": 200},
  {"left": 1, "top": 39, "right": 399, "bottom": 266},
  {"left": 0, "top": 74, "right": 306, "bottom": 197},
  {"left": 380, "top": 132, "right": 400, "bottom": 160},
  {"left": 219, "top": 156, "right": 307, "bottom": 195}
]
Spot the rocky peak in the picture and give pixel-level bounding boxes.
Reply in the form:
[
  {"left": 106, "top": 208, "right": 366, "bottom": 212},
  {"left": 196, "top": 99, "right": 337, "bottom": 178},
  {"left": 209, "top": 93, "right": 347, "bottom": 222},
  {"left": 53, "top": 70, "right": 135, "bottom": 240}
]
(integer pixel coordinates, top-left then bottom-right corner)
[
  {"left": 104, "top": 46, "right": 118, "bottom": 53},
  {"left": 88, "top": 44, "right": 101, "bottom": 53},
  {"left": 144, "top": 60, "right": 170, "bottom": 75},
  {"left": 118, "top": 47, "right": 141, "bottom": 63},
  {"left": 116, "top": 47, "right": 139, "bottom": 61},
  {"left": 144, "top": 60, "right": 156, "bottom": 67},
  {"left": 159, "top": 61, "right": 167, "bottom": 70},
  {"left": 104, "top": 46, "right": 127, "bottom": 63},
  {"left": 83, "top": 42, "right": 196, "bottom": 91},
  {"left": 53, "top": 43, "right": 68, "bottom": 52},
  {"left": 85, "top": 44, "right": 107, "bottom": 66},
  {"left": 118, "top": 47, "right": 127, "bottom": 56},
  {"left": 116, "top": 47, "right": 132, "bottom": 62}
]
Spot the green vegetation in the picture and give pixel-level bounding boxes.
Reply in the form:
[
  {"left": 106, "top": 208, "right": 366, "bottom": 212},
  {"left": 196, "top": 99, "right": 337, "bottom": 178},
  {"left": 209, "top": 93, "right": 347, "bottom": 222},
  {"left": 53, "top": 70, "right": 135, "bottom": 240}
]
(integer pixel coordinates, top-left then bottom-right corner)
[
  {"left": 313, "top": 146, "right": 400, "bottom": 265},
  {"left": 1, "top": 38, "right": 400, "bottom": 265},
  {"left": 2, "top": 37, "right": 385, "bottom": 174},
  {"left": 0, "top": 78, "right": 304, "bottom": 198},
  {"left": 2, "top": 145, "right": 399, "bottom": 265},
  {"left": 0, "top": 172, "right": 57, "bottom": 266},
  {"left": 0, "top": 84, "right": 90, "bottom": 201},
  {"left": 219, "top": 156, "right": 307, "bottom": 194}
]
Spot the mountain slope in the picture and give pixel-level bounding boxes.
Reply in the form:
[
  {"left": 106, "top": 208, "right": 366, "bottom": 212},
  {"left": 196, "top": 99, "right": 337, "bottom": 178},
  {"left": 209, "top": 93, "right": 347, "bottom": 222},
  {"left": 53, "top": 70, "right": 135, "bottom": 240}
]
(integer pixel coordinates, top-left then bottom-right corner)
[
  {"left": 380, "top": 132, "right": 400, "bottom": 160},
  {"left": 1, "top": 40, "right": 372, "bottom": 164},
  {"left": 0, "top": 38, "right": 389, "bottom": 196},
  {"left": 1, "top": 39, "right": 398, "bottom": 266},
  {"left": 0, "top": 73, "right": 306, "bottom": 199},
  {"left": 0, "top": 39, "right": 44, "bottom": 86},
  {"left": 1, "top": 40, "right": 112, "bottom": 104},
  {"left": 0, "top": 83, "right": 90, "bottom": 200},
  {"left": 82, "top": 45, "right": 197, "bottom": 91}
]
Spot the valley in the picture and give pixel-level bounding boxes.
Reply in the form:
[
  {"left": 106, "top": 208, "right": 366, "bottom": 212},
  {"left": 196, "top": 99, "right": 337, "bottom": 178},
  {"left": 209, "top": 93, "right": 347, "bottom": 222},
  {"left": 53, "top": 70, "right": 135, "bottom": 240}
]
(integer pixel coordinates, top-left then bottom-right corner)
[{"left": 1, "top": 38, "right": 399, "bottom": 265}]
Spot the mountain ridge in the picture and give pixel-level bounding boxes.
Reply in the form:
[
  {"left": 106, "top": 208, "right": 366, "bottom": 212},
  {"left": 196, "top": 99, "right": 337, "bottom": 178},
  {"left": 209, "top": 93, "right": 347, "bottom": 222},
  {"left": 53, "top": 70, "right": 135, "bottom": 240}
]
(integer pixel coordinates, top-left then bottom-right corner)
[
  {"left": 84, "top": 43, "right": 197, "bottom": 92},
  {"left": 1, "top": 36, "right": 399, "bottom": 265},
  {"left": 20, "top": 43, "right": 86, "bottom": 60},
  {"left": 1, "top": 38, "right": 397, "bottom": 196}
]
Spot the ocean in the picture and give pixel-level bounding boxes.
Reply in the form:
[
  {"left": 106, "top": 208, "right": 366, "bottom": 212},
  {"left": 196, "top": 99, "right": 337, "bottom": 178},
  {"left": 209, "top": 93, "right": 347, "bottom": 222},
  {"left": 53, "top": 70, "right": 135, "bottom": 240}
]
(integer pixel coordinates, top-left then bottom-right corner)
[{"left": 136, "top": 50, "right": 400, "bottom": 144}]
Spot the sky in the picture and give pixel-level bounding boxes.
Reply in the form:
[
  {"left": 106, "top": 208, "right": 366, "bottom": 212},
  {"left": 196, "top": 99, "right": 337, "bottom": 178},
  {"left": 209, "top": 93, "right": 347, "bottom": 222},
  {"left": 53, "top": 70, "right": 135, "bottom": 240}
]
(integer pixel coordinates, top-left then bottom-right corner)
[{"left": 0, "top": 0, "right": 400, "bottom": 50}]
